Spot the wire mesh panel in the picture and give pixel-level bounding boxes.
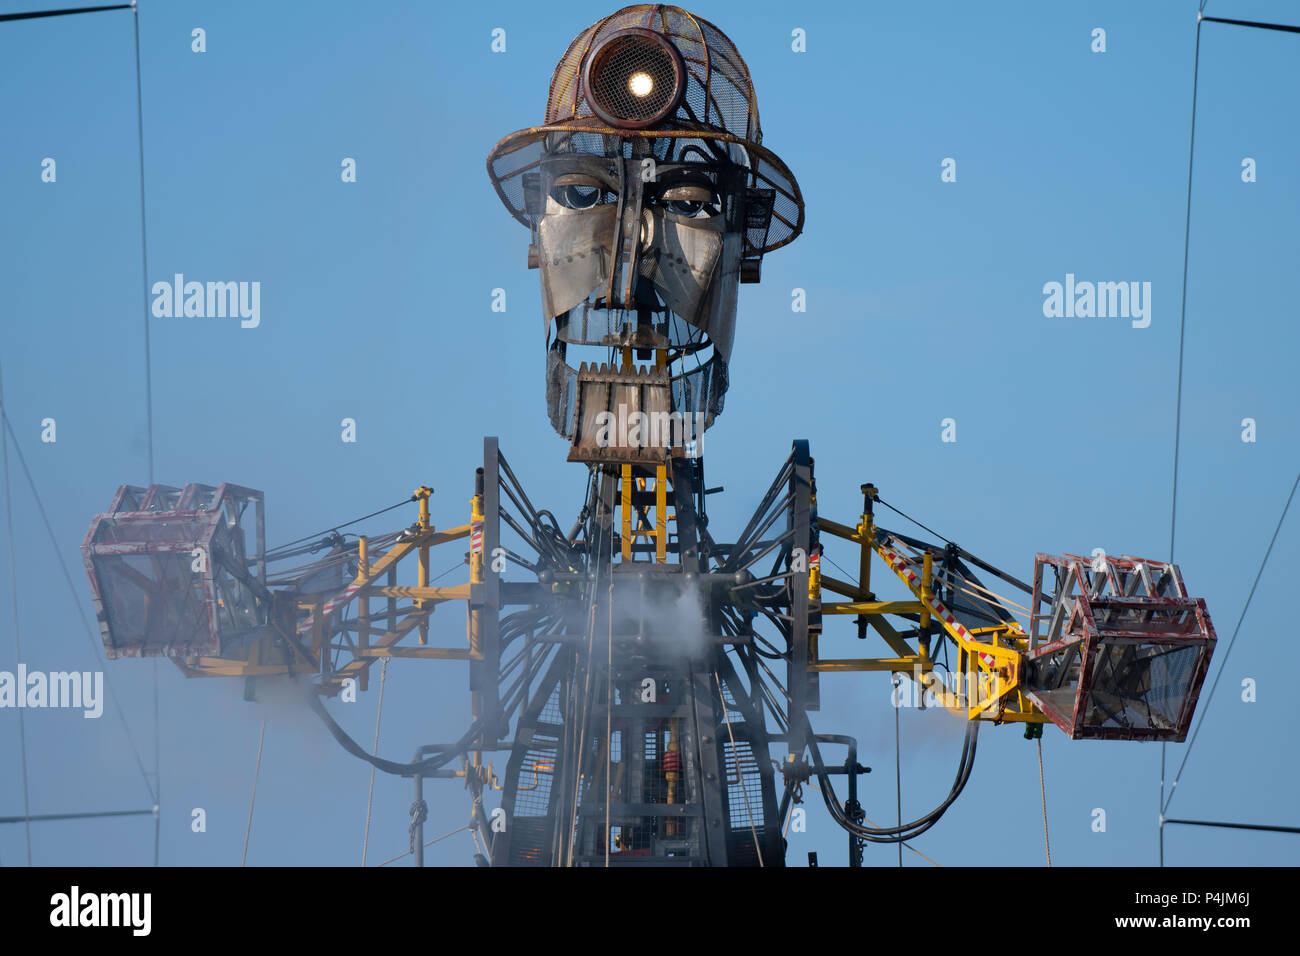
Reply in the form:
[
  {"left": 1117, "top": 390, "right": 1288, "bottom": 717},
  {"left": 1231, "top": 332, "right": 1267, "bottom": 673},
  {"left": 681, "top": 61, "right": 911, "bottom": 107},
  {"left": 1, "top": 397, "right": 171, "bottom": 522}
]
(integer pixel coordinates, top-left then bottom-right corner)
[
  {"left": 497, "top": 657, "right": 571, "bottom": 867},
  {"left": 1025, "top": 554, "right": 1217, "bottom": 741},
  {"left": 489, "top": 4, "right": 803, "bottom": 254},
  {"left": 488, "top": 4, "right": 804, "bottom": 442},
  {"left": 82, "top": 483, "right": 266, "bottom": 659}
]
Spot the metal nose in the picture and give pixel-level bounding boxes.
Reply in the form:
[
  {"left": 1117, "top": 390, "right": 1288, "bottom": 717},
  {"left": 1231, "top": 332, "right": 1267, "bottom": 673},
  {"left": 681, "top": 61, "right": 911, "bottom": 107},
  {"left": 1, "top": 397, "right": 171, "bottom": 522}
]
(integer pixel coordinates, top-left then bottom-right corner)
[{"left": 605, "top": 168, "right": 648, "bottom": 309}]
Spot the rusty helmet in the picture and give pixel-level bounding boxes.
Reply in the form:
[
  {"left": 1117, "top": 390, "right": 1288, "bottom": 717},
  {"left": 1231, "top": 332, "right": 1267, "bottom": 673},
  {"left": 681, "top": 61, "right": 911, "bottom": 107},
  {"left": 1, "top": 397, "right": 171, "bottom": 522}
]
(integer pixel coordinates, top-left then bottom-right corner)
[{"left": 487, "top": 3, "right": 804, "bottom": 258}]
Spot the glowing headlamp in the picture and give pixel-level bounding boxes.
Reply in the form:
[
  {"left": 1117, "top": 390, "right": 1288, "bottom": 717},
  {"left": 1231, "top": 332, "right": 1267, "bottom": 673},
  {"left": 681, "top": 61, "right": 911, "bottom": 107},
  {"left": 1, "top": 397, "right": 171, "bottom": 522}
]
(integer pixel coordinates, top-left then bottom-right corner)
[{"left": 582, "top": 28, "right": 685, "bottom": 130}]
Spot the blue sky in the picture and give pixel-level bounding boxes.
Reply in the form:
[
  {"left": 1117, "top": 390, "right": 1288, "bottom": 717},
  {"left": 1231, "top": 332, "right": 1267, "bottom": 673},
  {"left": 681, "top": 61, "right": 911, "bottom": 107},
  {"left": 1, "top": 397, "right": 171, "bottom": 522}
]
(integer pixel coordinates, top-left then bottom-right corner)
[{"left": 1, "top": 0, "right": 1297, "bottom": 866}]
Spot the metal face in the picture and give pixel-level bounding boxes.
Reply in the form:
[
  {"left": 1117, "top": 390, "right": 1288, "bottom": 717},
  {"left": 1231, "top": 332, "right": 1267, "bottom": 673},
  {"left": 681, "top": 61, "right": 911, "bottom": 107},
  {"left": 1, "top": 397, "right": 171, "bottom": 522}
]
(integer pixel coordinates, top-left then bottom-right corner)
[
  {"left": 487, "top": 5, "right": 805, "bottom": 444},
  {"left": 536, "top": 155, "right": 745, "bottom": 326},
  {"left": 534, "top": 152, "right": 749, "bottom": 437}
]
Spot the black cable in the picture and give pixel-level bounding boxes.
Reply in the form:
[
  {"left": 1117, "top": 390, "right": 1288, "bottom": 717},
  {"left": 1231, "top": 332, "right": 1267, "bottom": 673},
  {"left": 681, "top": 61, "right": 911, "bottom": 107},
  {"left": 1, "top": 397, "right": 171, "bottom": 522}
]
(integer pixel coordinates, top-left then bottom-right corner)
[
  {"left": 0, "top": 3, "right": 130, "bottom": 22},
  {"left": 0, "top": 412, "right": 156, "bottom": 804},
  {"left": 1, "top": 377, "right": 33, "bottom": 864},
  {"left": 308, "top": 689, "right": 482, "bottom": 777},
  {"left": 139, "top": 0, "right": 158, "bottom": 827},
  {"left": 1164, "top": 0, "right": 1206, "bottom": 868},
  {"left": 794, "top": 706, "right": 978, "bottom": 843},
  {"left": 819, "top": 723, "right": 976, "bottom": 843},
  {"left": 811, "top": 723, "right": 977, "bottom": 842},
  {"left": 1165, "top": 818, "right": 1300, "bottom": 835},
  {"left": 1169, "top": 9, "right": 1204, "bottom": 570},
  {"left": 131, "top": 3, "right": 152, "bottom": 487},
  {"left": 1163, "top": 466, "right": 1300, "bottom": 815},
  {"left": 266, "top": 496, "right": 416, "bottom": 556},
  {"left": 1202, "top": 15, "right": 1300, "bottom": 35},
  {"left": 0, "top": 808, "right": 154, "bottom": 825},
  {"left": 1161, "top": 0, "right": 1300, "bottom": 866},
  {"left": 874, "top": 496, "right": 951, "bottom": 544}
]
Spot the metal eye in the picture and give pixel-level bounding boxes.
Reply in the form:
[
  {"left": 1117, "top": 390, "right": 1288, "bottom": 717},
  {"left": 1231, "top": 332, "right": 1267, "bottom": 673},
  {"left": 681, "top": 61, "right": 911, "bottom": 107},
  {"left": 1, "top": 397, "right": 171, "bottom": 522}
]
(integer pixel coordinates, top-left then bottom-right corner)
[
  {"left": 665, "top": 199, "right": 703, "bottom": 216},
  {"left": 561, "top": 184, "right": 600, "bottom": 208},
  {"left": 551, "top": 174, "right": 607, "bottom": 210},
  {"left": 660, "top": 184, "right": 720, "bottom": 218}
]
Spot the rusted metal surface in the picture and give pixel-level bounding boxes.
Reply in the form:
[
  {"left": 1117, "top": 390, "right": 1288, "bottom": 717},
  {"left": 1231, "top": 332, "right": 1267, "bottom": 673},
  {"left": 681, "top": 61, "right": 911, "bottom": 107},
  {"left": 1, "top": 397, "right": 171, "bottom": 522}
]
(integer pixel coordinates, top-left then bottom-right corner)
[
  {"left": 488, "top": 4, "right": 805, "bottom": 448},
  {"left": 568, "top": 362, "right": 674, "bottom": 464},
  {"left": 1025, "top": 553, "right": 1217, "bottom": 741},
  {"left": 582, "top": 27, "right": 687, "bottom": 129},
  {"left": 82, "top": 483, "right": 266, "bottom": 659}
]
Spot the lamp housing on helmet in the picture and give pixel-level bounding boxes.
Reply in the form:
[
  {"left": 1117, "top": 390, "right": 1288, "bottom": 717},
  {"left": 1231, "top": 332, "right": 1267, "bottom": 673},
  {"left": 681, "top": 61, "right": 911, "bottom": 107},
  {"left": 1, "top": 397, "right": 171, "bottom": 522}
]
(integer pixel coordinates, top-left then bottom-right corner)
[{"left": 581, "top": 28, "right": 686, "bottom": 130}]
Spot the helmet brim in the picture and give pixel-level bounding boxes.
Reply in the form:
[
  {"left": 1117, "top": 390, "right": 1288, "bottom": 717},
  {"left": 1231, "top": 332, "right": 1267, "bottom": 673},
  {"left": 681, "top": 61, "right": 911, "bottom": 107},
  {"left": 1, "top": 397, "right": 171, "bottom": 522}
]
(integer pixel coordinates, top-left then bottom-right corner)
[{"left": 486, "top": 117, "right": 804, "bottom": 256}]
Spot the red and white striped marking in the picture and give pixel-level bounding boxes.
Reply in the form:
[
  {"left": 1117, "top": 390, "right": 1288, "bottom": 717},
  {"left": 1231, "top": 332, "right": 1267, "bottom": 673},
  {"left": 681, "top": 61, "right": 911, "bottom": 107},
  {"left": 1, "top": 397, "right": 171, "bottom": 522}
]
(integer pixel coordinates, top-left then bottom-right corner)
[
  {"left": 470, "top": 521, "right": 484, "bottom": 555},
  {"left": 878, "top": 544, "right": 997, "bottom": 669},
  {"left": 297, "top": 581, "right": 363, "bottom": 634}
]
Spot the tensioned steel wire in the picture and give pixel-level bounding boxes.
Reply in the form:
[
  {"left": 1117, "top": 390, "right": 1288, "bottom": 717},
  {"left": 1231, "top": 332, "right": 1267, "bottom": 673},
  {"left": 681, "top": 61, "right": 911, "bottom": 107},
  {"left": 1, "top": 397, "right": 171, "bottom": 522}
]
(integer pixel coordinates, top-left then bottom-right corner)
[{"left": 1160, "top": 1, "right": 1300, "bottom": 861}]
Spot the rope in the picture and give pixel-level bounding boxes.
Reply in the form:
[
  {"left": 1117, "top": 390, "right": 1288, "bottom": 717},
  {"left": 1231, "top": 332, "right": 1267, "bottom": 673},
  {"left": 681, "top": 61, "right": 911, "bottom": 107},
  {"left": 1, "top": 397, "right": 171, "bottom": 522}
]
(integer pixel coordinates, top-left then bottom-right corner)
[
  {"left": 802, "top": 776, "right": 942, "bottom": 866},
  {"left": 1, "top": 371, "right": 32, "bottom": 865},
  {"left": 242, "top": 719, "right": 266, "bottom": 866},
  {"left": 715, "top": 672, "right": 763, "bottom": 866},
  {"left": 1037, "top": 737, "right": 1051, "bottom": 866},
  {"left": 895, "top": 837, "right": 940, "bottom": 867},
  {"left": 902, "top": 842, "right": 941, "bottom": 866},
  {"left": 933, "top": 571, "right": 1032, "bottom": 618},
  {"left": 861, "top": 809, "right": 943, "bottom": 867},
  {"left": 374, "top": 823, "right": 472, "bottom": 867},
  {"left": 360, "top": 657, "right": 389, "bottom": 866}
]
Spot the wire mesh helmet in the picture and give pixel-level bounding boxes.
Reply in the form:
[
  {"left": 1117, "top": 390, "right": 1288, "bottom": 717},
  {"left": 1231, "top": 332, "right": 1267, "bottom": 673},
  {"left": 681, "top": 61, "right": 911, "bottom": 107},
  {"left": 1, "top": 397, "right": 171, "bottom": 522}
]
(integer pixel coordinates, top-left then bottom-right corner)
[{"left": 487, "top": 3, "right": 804, "bottom": 259}]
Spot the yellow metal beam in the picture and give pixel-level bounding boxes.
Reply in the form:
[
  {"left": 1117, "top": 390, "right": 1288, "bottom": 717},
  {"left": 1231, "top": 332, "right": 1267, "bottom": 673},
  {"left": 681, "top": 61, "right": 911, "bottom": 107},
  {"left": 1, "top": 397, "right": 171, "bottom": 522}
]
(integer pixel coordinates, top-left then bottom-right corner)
[
  {"left": 358, "top": 535, "right": 370, "bottom": 688},
  {"left": 867, "top": 614, "right": 918, "bottom": 659},
  {"left": 621, "top": 464, "right": 632, "bottom": 562},
  {"left": 655, "top": 464, "right": 667, "bottom": 564},
  {"left": 343, "top": 525, "right": 468, "bottom": 594},
  {"left": 858, "top": 484, "right": 875, "bottom": 599},
  {"left": 325, "top": 602, "right": 459, "bottom": 691},
  {"left": 821, "top": 600, "right": 925, "bottom": 616},
  {"left": 817, "top": 517, "right": 864, "bottom": 543},
  {"left": 185, "top": 659, "right": 300, "bottom": 677},
  {"left": 357, "top": 647, "right": 472, "bottom": 660},
  {"left": 369, "top": 584, "right": 471, "bottom": 601},
  {"left": 814, "top": 488, "right": 1048, "bottom": 725},
  {"left": 820, "top": 574, "right": 867, "bottom": 600},
  {"left": 809, "top": 657, "right": 924, "bottom": 672},
  {"left": 415, "top": 485, "right": 433, "bottom": 645}
]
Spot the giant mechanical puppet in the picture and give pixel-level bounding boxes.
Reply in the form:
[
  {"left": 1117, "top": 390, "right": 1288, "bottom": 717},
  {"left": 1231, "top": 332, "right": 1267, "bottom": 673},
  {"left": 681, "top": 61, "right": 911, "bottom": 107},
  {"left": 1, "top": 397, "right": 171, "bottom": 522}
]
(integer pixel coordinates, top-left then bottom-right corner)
[{"left": 82, "top": 5, "right": 1218, "bottom": 867}]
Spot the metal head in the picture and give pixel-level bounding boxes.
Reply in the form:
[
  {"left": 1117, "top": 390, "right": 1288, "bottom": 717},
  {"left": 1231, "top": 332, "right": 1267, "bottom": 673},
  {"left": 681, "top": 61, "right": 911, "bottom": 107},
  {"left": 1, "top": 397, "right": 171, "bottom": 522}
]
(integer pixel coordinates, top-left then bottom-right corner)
[{"left": 487, "top": 4, "right": 804, "bottom": 440}]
